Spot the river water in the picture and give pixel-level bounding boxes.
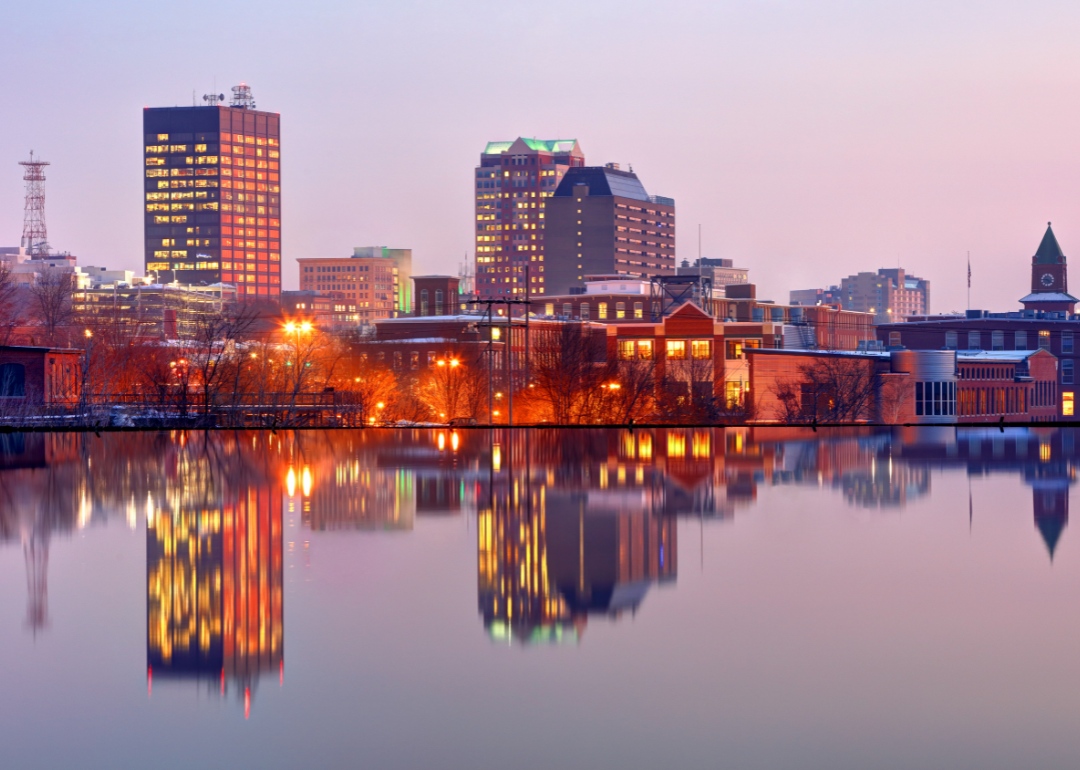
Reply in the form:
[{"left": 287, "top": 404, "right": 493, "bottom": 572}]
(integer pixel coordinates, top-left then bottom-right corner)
[{"left": 0, "top": 427, "right": 1078, "bottom": 770}]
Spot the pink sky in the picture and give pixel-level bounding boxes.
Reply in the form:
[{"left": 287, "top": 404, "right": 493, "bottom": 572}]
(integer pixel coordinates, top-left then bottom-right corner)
[{"left": 3, "top": 0, "right": 1080, "bottom": 312}]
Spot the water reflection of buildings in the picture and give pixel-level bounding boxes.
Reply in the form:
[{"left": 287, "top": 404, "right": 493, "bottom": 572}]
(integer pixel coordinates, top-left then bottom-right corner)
[
  {"left": 145, "top": 434, "right": 285, "bottom": 718},
  {"left": 0, "top": 433, "right": 82, "bottom": 635},
  {"left": 478, "top": 434, "right": 677, "bottom": 645},
  {"left": 890, "top": 427, "right": 1075, "bottom": 559},
  {"left": 289, "top": 430, "right": 494, "bottom": 530},
  {"left": 147, "top": 487, "right": 283, "bottom": 717}
]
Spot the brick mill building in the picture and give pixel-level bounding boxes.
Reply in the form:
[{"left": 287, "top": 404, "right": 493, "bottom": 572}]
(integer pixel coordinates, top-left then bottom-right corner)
[
  {"left": 878, "top": 223, "right": 1080, "bottom": 418},
  {"left": 747, "top": 347, "right": 1060, "bottom": 424}
]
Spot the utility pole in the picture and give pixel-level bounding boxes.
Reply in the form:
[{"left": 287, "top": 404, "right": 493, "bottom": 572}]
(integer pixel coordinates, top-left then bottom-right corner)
[{"left": 506, "top": 300, "right": 513, "bottom": 427}]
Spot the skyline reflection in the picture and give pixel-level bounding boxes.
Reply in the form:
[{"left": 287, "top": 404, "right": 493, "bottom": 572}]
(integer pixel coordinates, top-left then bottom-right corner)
[
  {"left": 4, "top": 426, "right": 1080, "bottom": 768},
  {"left": 1, "top": 425, "right": 1075, "bottom": 647}
]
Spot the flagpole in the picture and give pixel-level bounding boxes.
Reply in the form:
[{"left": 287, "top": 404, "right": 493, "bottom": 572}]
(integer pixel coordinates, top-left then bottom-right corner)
[{"left": 967, "top": 251, "right": 971, "bottom": 311}]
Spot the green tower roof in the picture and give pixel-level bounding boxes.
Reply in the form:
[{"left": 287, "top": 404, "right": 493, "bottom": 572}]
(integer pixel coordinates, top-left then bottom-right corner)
[{"left": 1035, "top": 222, "right": 1065, "bottom": 264}]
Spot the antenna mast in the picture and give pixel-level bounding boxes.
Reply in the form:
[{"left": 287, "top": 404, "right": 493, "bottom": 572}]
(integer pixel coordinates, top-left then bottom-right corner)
[
  {"left": 19, "top": 151, "right": 50, "bottom": 258},
  {"left": 230, "top": 83, "right": 256, "bottom": 110}
]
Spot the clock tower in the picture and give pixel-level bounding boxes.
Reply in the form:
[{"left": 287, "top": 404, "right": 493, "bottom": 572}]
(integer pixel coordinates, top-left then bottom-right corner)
[{"left": 1020, "top": 222, "right": 1077, "bottom": 313}]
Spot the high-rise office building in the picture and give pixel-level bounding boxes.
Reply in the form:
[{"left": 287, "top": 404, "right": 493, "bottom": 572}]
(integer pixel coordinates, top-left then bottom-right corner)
[
  {"left": 143, "top": 85, "right": 282, "bottom": 298},
  {"left": 474, "top": 138, "right": 585, "bottom": 299},
  {"left": 543, "top": 164, "right": 676, "bottom": 296}
]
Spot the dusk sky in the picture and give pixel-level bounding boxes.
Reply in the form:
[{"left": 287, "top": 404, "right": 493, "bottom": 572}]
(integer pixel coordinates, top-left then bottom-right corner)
[{"left": 3, "top": 0, "right": 1080, "bottom": 311}]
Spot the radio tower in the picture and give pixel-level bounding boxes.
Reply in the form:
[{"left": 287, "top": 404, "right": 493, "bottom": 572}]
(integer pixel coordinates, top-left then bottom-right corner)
[{"left": 19, "top": 151, "right": 50, "bottom": 258}]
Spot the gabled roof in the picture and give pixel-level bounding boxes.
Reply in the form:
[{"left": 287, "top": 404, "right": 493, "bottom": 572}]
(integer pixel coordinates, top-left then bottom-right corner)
[
  {"left": 668, "top": 301, "right": 712, "bottom": 320},
  {"left": 1034, "top": 222, "right": 1065, "bottom": 264}
]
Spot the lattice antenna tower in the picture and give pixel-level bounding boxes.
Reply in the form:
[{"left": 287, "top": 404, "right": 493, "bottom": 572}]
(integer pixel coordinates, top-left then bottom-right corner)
[
  {"left": 19, "top": 151, "right": 50, "bottom": 258},
  {"left": 230, "top": 82, "right": 256, "bottom": 110}
]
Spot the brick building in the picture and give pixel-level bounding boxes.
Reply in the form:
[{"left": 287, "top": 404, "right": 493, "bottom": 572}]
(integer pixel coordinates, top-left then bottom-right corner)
[
  {"left": 297, "top": 250, "right": 405, "bottom": 322},
  {"left": 877, "top": 223, "right": 1080, "bottom": 418},
  {"left": 0, "top": 346, "right": 81, "bottom": 405},
  {"left": 413, "top": 276, "right": 461, "bottom": 317},
  {"left": 605, "top": 302, "right": 785, "bottom": 407},
  {"left": 878, "top": 315, "right": 1080, "bottom": 418},
  {"left": 747, "top": 347, "right": 1059, "bottom": 424},
  {"left": 538, "top": 278, "right": 875, "bottom": 351}
]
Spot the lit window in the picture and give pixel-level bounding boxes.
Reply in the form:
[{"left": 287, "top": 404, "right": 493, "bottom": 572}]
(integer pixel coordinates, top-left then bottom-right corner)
[
  {"left": 691, "top": 340, "right": 712, "bottom": 359},
  {"left": 1064, "top": 391, "right": 1074, "bottom": 416},
  {"left": 667, "top": 340, "right": 686, "bottom": 359}
]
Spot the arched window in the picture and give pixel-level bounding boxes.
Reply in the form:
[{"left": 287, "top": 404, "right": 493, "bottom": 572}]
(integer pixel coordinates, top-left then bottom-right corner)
[
  {"left": 420, "top": 289, "right": 429, "bottom": 316},
  {"left": 435, "top": 290, "right": 444, "bottom": 315},
  {"left": 0, "top": 363, "right": 26, "bottom": 397}
]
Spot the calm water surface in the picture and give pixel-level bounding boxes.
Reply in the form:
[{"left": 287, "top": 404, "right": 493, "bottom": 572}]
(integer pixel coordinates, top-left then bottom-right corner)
[{"left": 1, "top": 427, "right": 1078, "bottom": 770}]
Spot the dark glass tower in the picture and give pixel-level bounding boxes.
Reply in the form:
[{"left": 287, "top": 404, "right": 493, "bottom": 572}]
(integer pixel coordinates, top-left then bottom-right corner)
[{"left": 142, "top": 86, "right": 281, "bottom": 298}]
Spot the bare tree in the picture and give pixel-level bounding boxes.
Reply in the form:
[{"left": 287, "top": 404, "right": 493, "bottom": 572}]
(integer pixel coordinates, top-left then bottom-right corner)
[
  {"left": 773, "top": 354, "right": 879, "bottom": 424},
  {"left": 878, "top": 374, "right": 914, "bottom": 424},
  {"left": 189, "top": 303, "right": 259, "bottom": 418},
  {"left": 653, "top": 353, "right": 720, "bottom": 423},
  {"left": 28, "top": 267, "right": 73, "bottom": 346},
  {"left": 522, "top": 323, "right": 610, "bottom": 424},
  {"left": 0, "top": 263, "right": 23, "bottom": 346}
]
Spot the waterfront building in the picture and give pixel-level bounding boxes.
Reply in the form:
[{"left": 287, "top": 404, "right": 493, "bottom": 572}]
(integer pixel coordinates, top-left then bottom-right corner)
[
  {"left": 747, "top": 347, "right": 1060, "bottom": 423},
  {"left": 0, "top": 346, "right": 81, "bottom": 403},
  {"left": 474, "top": 138, "right": 586, "bottom": 299},
  {"left": 543, "top": 164, "right": 676, "bottom": 297},
  {"left": 142, "top": 85, "right": 282, "bottom": 297}
]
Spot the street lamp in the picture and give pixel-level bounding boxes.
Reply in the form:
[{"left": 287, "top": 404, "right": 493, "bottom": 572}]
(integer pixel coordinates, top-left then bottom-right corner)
[{"left": 283, "top": 321, "right": 313, "bottom": 388}]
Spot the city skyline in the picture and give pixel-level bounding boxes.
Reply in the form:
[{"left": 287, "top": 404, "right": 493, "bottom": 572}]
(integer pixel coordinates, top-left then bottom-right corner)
[{"left": 4, "top": 1, "right": 1080, "bottom": 311}]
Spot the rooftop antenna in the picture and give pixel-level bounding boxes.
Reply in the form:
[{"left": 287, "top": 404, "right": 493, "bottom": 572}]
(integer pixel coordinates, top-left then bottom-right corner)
[
  {"left": 202, "top": 92, "right": 226, "bottom": 106},
  {"left": 19, "top": 151, "right": 50, "bottom": 258},
  {"left": 230, "top": 82, "right": 256, "bottom": 110}
]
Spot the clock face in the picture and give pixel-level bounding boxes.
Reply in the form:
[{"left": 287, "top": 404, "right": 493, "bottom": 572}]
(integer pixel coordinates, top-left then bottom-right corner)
[{"left": 1041, "top": 272, "right": 1055, "bottom": 287}]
